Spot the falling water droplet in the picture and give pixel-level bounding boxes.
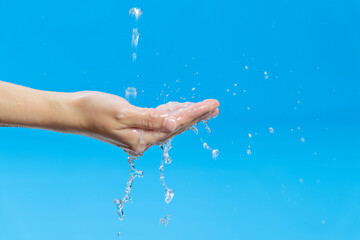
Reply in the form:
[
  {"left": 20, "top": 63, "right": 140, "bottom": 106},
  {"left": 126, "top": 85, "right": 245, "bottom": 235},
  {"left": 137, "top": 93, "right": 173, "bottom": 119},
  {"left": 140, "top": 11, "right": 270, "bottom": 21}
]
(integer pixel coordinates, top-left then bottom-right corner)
[
  {"left": 129, "top": 7, "right": 143, "bottom": 20},
  {"left": 132, "top": 28, "right": 139, "bottom": 48},
  {"left": 125, "top": 87, "right": 137, "bottom": 101},
  {"left": 203, "top": 120, "right": 211, "bottom": 133},
  {"left": 212, "top": 149, "right": 219, "bottom": 159},
  {"left": 159, "top": 139, "right": 175, "bottom": 204},
  {"left": 160, "top": 215, "right": 171, "bottom": 226}
]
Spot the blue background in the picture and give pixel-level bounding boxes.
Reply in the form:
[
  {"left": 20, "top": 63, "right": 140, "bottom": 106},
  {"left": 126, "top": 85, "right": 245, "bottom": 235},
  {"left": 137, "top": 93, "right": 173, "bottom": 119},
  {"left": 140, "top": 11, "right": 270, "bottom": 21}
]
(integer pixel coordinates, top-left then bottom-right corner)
[{"left": 0, "top": 0, "right": 360, "bottom": 239}]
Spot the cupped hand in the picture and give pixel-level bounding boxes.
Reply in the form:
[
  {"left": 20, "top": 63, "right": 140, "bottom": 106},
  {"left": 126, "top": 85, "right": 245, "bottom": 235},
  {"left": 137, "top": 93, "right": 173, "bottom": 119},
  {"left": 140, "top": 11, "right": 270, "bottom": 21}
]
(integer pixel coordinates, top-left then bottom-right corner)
[{"left": 72, "top": 91, "right": 219, "bottom": 156}]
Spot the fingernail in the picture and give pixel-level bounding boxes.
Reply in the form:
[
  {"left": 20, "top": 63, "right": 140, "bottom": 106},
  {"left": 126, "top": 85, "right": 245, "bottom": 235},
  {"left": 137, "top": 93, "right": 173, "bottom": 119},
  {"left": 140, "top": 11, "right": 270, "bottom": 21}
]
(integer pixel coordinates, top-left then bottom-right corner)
[{"left": 164, "top": 117, "right": 177, "bottom": 131}]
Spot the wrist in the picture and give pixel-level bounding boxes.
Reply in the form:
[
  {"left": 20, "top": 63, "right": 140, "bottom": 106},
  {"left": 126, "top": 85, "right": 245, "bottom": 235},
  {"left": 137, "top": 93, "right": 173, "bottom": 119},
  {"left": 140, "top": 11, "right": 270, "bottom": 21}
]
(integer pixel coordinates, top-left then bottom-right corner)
[{"left": 42, "top": 91, "right": 86, "bottom": 134}]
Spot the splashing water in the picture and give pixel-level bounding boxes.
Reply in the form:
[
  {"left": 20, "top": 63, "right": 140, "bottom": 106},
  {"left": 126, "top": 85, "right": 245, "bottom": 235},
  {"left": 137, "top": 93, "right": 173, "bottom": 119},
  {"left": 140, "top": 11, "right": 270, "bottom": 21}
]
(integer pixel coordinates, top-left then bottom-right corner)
[
  {"left": 129, "top": 7, "right": 143, "bottom": 20},
  {"left": 159, "top": 138, "right": 174, "bottom": 203},
  {"left": 114, "top": 155, "right": 143, "bottom": 221},
  {"left": 159, "top": 215, "right": 171, "bottom": 226},
  {"left": 125, "top": 87, "right": 137, "bottom": 101}
]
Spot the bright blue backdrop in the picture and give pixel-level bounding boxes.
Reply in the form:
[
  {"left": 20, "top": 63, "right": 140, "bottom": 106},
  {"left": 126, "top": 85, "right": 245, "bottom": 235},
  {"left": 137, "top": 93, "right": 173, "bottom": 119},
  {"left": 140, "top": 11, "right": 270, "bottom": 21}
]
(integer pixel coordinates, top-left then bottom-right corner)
[{"left": 0, "top": 0, "right": 359, "bottom": 239}]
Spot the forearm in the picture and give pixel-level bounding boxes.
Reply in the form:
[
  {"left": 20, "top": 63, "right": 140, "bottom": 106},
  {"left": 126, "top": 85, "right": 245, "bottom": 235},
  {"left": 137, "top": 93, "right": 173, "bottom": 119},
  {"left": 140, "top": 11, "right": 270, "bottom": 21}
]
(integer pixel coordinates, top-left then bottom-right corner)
[{"left": 0, "top": 81, "right": 82, "bottom": 133}]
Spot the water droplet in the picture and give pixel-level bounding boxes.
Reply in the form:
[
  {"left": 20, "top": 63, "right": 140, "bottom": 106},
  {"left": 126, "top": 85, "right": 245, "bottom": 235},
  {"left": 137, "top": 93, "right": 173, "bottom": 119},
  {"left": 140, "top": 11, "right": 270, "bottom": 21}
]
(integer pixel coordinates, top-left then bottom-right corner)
[
  {"left": 247, "top": 149, "right": 251, "bottom": 155},
  {"left": 202, "top": 120, "right": 211, "bottom": 133},
  {"left": 212, "top": 149, "right": 219, "bottom": 159},
  {"left": 132, "top": 28, "right": 139, "bottom": 48},
  {"left": 301, "top": 137, "right": 305, "bottom": 142},
  {"left": 269, "top": 127, "right": 274, "bottom": 133},
  {"left": 165, "top": 188, "right": 174, "bottom": 203},
  {"left": 189, "top": 124, "right": 199, "bottom": 134},
  {"left": 160, "top": 215, "right": 171, "bottom": 226},
  {"left": 203, "top": 142, "right": 211, "bottom": 150},
  {"left": 129, "top": 7, "right": 143, "bottom": 20},
  {"left": 125, "top": 87, "right": 137, "bottom": 101}
]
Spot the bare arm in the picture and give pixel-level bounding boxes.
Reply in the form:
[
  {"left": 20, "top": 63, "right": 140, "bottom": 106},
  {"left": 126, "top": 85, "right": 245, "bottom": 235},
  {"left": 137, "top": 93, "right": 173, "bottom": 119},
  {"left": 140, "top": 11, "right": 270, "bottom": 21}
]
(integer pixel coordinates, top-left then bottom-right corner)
[{"left": 0, "top": 81, "right": 219, "bottom": 155}]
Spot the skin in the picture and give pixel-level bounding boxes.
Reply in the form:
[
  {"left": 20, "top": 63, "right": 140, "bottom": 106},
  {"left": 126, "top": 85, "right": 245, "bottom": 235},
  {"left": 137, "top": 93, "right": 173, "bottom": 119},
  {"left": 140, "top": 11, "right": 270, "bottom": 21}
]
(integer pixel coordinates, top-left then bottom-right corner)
[{"left": 0, "top": 81, "right": 220, "bottom": 156}]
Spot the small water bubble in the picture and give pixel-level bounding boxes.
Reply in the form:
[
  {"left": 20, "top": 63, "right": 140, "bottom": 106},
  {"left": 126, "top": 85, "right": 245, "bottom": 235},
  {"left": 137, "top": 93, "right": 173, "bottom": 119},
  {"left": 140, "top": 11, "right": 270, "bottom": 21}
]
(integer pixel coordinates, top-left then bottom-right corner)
[
  {"left": 245, "top": 66, "right": 248, "bottom": 69},
  {"left": 248, "top": 133, "right": 252, "bottom": 138},
  {"left": 321, "top": 220, "right": 326, "bottom": 224},
  {"left": 301, "top": 137, "right": 305, "bottom": 142},
  {"left": 160, "top": 215, "right": 171, "bottom": 226},
  {"left": 299, "top": 178, "right": 303, "bottom": 183},
  {"left": 125, "top": 87, "right": 137, "bottom": 101},
  {"left": 212, "top": 149, "right": 219, "bottom": 159},
  {"left": 129, "top": 7, "right": 143, "bottom": 20},
  {"left": 247, "top": 149, "right": 252, "bottom": 155},
  {"left": 132, "top": 52, "right": 137, "bottom": 61}
]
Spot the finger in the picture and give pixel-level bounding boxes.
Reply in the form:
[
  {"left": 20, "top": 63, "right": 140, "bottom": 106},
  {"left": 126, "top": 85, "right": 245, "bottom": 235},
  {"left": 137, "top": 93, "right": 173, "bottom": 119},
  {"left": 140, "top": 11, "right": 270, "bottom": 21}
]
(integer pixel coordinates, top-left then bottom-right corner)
[
  {"left": 172, "top": 99, "right": 219, "bottom": 128},
  {"left": 125, "top": 107, "right": 177, "bottom": 131},
  {"left": 144, "top": 100, "right": 220, "bottom": 146}
]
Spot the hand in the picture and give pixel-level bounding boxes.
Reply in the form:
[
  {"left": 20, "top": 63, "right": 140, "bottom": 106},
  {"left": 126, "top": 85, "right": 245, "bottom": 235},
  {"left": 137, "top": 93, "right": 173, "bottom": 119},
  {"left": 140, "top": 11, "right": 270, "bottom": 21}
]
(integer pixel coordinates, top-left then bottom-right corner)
[{"left": 72, "top": 91, "right": 219, "bottom": 156}]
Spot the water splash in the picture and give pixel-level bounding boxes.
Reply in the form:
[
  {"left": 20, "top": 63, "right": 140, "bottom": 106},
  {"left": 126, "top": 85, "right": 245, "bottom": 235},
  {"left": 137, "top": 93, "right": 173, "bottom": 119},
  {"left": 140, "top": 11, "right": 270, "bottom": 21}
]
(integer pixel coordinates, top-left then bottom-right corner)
[
  {"left": 114, "top": 155, "right": 143, "bottom": 221},
  {"left": 159, "top": 138, "right": 174, "bottom": 203},
  {"left": 159, "top": 215, "right": 171, "bottom": 226},
  {"left": 129, "top": 7, "right": 143, "bottom": 20}
]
